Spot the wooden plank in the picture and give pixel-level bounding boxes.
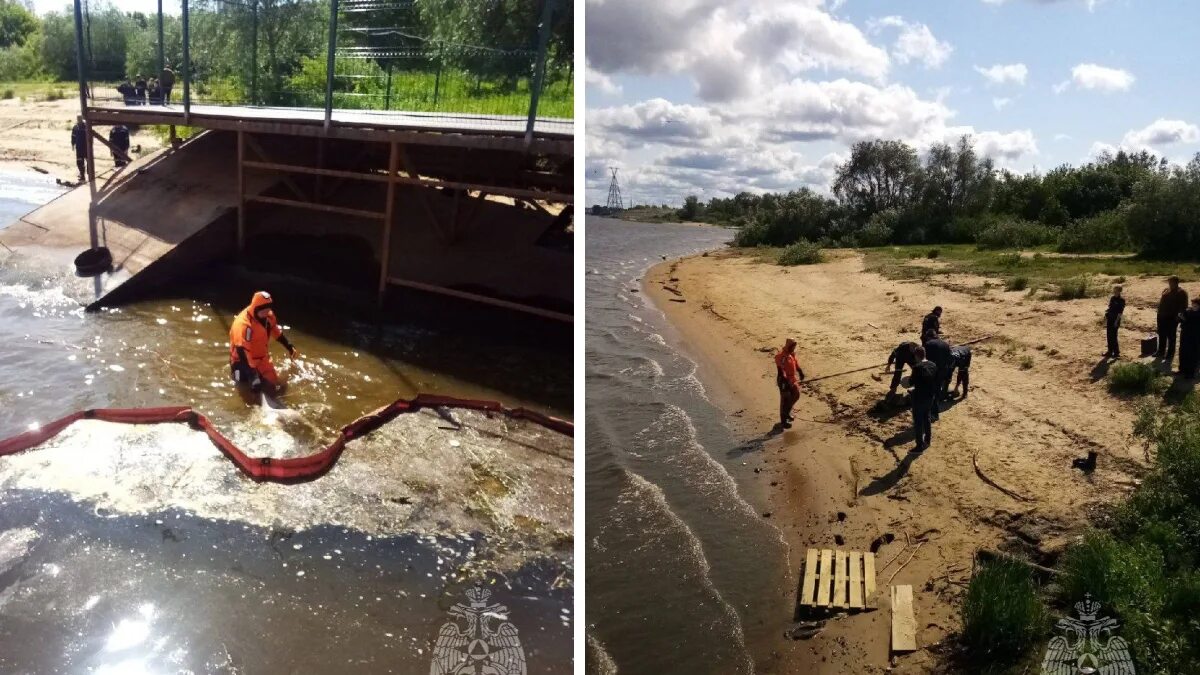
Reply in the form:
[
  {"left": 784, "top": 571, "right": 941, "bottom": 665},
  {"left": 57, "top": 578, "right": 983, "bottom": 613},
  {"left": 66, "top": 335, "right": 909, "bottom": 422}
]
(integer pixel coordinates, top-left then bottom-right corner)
[
  {"left": 833, "top": 550, "right": 848, "bottom": 608},
  {"left": 387, "top": 277, "right": 572, "bottom": 323},
  {"left": 244, "top": 159, "right": 390, "bottom": 183},
  {"left": 801, "top": 549, "right": 819, "bottom": 606},
  {"left": 378, "top": 141, "right": 398, "bottom": 304},
  {"left": 863, "top": 552, "right": 877, "bottom": 605},
  {"left": 848, "top": 551, "right": 863, "bottom": 609},
  {"left": 247, "top": 195, "right": 385, "bottom": 220},
  {"left": 236, "top": 130, "right": 245, "bottom": 254},
  {"left": 242, "top": 134, "right": 309, "bottom": 202},
  {"left": 891, "top": 585, "right": 917, "bottom": 653},
  {"left": 816, "top": 549, "right": 833, "bottom": 607}
]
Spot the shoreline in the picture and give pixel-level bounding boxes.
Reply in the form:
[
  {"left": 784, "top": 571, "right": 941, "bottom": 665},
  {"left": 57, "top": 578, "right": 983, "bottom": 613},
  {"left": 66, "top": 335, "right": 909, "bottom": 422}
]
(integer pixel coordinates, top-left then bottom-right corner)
[{"left": 644, "top": 246, "right": 1153, "bottom": 673}]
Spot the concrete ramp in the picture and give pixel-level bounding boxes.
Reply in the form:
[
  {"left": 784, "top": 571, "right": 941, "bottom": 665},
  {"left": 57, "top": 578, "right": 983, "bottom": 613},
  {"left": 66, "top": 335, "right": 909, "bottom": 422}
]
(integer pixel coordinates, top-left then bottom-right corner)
[{"left": 0, "top": 131, "right": 274, "bottom": 308}]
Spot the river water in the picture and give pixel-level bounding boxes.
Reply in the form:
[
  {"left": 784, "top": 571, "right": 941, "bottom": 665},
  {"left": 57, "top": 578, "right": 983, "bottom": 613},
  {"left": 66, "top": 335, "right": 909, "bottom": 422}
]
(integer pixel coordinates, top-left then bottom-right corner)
[
  {"left": 0, "top": 170, "right": 574, "bottom": 673},
  {"left": 585, "top": 218, "right": 792, "bottom": 674}
]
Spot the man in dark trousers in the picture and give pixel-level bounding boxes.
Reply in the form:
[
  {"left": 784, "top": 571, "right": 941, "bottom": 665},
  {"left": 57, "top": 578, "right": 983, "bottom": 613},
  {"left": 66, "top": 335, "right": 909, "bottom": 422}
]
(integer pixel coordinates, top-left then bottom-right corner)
[
  {"left": 1179, "top": 297, "right": 1200, "bottom": 380},
  {"left": 909, "top": 345, "right": 938, "bottom": 451},
  {"left": 774, "top": 338, "right": 805, "bottom": 429},
  {"left": 922, "top": 306, "right": 943, "bottom": 337},
  {"left": 1104, "top": 285, "right": 1125, "bottom": 359},
  {"left": 108, "top": 125, "right": 130, "bottom": 167},
  {"left": 1156, "top": 276, "right": 1189, "bottom": 365},
  {"left": 950, "top": 344, "right": 972, "bottom": 398},
  {"left": 159, "top": 64, "right": 176, "bottom": 105},
  {"left": 135, "top": 74, "right": 147, "bottom": 104},
  {"left": 885, "top": 340, "right": 920, "bottom": 398},
  {"left": 922, "top": 329, "right": 953, "bottom": 411},
  {"left": 70, "top": 116, "right": 87, "bottom": 183}
]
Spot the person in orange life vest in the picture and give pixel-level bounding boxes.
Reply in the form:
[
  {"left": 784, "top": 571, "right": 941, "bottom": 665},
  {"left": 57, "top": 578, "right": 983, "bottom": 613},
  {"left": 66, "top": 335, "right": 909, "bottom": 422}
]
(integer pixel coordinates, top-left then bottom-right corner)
[
  {"left": 775, "top": 338, "right": 806, "bottom": 428},
  {"left": 228, "top": 291, "right": 300, "bottom": 390}
]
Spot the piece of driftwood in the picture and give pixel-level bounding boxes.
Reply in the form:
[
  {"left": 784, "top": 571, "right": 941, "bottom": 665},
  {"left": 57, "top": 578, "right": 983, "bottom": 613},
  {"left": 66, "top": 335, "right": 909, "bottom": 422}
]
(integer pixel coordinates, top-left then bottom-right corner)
[
  {"left": 973, "top": 451, "right": 1032, "bottom": 502},
  {"left": 891, "top": 585, "right": 917, "bottom": 653}
]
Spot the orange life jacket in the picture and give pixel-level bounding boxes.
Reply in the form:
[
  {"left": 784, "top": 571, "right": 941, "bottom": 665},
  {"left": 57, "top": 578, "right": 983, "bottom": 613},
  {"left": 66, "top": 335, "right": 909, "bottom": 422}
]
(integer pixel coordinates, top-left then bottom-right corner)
[
  {"left": 229, "top": 291, "right": 282, "bottom": 367},
  {"left": 775, "top": 348, "right": 799, "bottom": 385}
]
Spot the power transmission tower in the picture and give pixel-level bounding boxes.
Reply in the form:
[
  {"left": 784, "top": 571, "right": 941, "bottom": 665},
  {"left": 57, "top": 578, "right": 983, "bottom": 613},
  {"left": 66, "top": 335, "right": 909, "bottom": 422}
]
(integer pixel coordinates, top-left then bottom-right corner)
[{"left": 605, "top": 167, "right": 624, "bottom": 210}]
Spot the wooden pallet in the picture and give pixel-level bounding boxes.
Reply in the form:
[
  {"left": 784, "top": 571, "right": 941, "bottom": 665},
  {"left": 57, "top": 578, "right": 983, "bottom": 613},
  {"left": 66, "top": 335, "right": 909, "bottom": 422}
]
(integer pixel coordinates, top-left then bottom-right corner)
[{"left": 800, "top": 548, "right": 877, "bottom": 610}]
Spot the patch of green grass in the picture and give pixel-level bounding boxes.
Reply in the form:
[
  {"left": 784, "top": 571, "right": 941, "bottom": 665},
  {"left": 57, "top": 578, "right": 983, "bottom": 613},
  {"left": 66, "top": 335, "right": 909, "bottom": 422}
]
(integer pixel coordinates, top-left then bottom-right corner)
[
  {"left": 0, "top": 80, "right": 62, "bottom": 101},
  {"left": 961, "top": 558, "right": 1048, "bottom": 667},
  {"left": 1055, "top": 276, "right": 1090, "bottom": 300},
  {"left": 778, "top": 240, "right": 823, "bottom": 266},
  {"left": 927, "top": 248, "right": 940, "bottom": 259},
  {"left": 1108, "top": 361, "right": 1169, "bottom": 395}
]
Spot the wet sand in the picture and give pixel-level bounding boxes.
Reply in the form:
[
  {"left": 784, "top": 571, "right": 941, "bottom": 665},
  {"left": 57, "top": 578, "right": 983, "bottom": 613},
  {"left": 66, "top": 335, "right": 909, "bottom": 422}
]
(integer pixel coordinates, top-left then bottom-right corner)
[{"left": 645, "top": 248, "right": 1161, "bottom": 673}]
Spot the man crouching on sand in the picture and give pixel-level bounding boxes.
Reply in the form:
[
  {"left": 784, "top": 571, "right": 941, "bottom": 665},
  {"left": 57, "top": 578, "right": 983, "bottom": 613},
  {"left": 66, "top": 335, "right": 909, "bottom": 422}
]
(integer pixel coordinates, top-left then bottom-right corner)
[{"left": 775, "top": 338, "right": 806, "bottom": 428}]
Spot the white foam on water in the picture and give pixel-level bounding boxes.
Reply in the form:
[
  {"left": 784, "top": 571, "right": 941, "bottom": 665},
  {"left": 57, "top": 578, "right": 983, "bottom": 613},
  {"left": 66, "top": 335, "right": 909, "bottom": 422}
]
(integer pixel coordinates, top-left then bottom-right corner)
[
  {"left": 586, "top": 632, "right": 619, "bottom": 675},
  {"left": 618, "top": 470, "right": 754, "bottom": 675}
]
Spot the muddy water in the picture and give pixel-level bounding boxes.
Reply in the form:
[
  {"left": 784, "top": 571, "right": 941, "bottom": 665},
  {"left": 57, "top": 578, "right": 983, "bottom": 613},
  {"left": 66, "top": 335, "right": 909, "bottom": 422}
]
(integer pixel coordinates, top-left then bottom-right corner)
[{"left": 0, "top": 172, "right": 573, "bottom": 672}]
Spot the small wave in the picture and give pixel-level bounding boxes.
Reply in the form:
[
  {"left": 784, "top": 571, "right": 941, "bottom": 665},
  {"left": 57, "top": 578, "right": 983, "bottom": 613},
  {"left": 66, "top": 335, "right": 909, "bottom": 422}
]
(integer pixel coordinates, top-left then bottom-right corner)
[{"left": 586, "top": 632, "right": 619, "bottom": 675}]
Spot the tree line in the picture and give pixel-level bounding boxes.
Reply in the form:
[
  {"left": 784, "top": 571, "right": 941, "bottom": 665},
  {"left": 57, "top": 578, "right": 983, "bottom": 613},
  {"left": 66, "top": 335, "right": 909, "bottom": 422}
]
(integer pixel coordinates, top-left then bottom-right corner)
[
  {"left": 671, "top": 137, "right": 1198, "bottom": 260},
  {"left": 0, "top": 0, "right": 572, "bottom": 111}
]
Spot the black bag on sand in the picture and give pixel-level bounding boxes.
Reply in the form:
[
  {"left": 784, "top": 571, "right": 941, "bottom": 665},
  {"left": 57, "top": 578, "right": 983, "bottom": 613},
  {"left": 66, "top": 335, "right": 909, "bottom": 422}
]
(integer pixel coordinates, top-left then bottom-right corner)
[{"left": 1141, "top": 334, "right": 1159, "bottom": 357}]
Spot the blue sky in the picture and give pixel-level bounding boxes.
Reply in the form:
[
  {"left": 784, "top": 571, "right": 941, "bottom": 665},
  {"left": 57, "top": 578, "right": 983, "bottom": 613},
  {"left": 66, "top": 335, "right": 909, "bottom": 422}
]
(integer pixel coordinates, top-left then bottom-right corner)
[{"left": 585, "top": 0, "right": 1200, "bottom": 206}]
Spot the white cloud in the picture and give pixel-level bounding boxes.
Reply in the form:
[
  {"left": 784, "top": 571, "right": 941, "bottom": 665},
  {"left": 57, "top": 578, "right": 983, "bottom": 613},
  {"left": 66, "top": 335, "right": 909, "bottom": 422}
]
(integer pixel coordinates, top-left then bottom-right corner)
[
  {"left": 971, "top": 130, "right": 1039, "bottom": 160},
  {"left": 974, "top": 63, "right": 1028, "bottom": 86},
  {"left": 585, "top": 66, "right": 622, "bottom": 95},
  {"left": 993, "top": 97, "right": 1013, "bottom": 110},
  {"left": 1121, "top": 119, "right": 1199, "bottom": 149},
  {"left": 981, "top": 0, "right": 1103, "bottom": 10},
  {"left": 1067, "top": 63, "right": 1135, "bottom": 92},
  {"left": 586, "top": 0, "right": 891, "bottom": 101},
  {"left": 869, "top": 16, "right": 953, "bottom": 69}
]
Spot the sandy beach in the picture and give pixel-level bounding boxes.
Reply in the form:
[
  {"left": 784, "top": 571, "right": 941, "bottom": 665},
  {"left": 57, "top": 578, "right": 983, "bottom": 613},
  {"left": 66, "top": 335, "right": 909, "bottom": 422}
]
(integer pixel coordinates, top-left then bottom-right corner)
[
  {"left": 0, "top": 87, "right": 163, "bottom": 182},
  {"left": 645, "top": 248, "right": 1169, "bottom": 672}
]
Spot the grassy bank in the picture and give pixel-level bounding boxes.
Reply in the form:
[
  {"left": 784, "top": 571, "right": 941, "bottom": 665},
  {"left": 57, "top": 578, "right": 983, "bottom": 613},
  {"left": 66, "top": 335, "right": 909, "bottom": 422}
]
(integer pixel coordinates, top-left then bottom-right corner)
[{"left": 0, "top": 80, "right": 70, "bottom": 102}]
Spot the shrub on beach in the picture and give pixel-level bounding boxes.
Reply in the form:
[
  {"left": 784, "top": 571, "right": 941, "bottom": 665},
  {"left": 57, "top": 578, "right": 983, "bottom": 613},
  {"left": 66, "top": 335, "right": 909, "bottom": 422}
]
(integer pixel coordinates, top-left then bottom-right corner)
[
  {"left": 1055, "top": 276, "right": 1090, "bottom": 300},
  {"left": 1057, "top": 210, "right": 1133, "bottom": 253},
  {"left": 1108, "top": 361, "right": 1166, "bottom": 395},
  {"left": 961, "top": 558, "right": 1047, "bottom": 665},
  {"left": 777, "top": 241, "right": 823, "bottom": 266},
  {"left": 1004, "top": 276, "right": 1028, "bottom": 291}
]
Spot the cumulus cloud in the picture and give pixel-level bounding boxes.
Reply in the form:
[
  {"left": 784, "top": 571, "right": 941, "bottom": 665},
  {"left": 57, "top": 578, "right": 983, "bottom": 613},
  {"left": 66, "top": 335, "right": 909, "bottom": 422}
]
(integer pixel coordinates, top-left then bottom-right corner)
[
  {"left": 1121, "top": 119, "right": 1200, "bottom": 149},
  {"left": 993, "top": 97, "right": 1013, "bottom": 110},
  {"left": 971, "top": 130, "right": 1039, "bottom": 160},
  {"left": 869, "top": 16, "right": 953, "bottom": 69},
  {"left": 981, "top": 0, "right": 1103, "bottom": 10},
  {"left": 586, "top": 0, "right": 890, "bottom": 101},
  {"left": 974, "top": 63, "right": 1028, "bottom": 86},
  {"left": 1060, "top": 63, "right": 1135, "bottom": 93},
  {"left": 585, "top": 66, "right": 622, "bottom": 95}
]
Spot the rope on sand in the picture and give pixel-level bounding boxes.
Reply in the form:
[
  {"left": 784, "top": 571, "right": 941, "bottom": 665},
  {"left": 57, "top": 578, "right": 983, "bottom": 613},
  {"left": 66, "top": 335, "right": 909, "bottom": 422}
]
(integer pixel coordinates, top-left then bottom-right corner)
[{"left": 972, "top": 450, "right": 1032, "bottom": 502}]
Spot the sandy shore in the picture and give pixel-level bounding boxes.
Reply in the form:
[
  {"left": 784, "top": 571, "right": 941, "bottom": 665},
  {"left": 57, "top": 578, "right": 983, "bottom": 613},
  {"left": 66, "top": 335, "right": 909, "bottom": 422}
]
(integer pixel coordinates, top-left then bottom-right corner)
[
  {"left": 645, "top": 248, "right": 1167, "bottom": 673},
  {"left": 0, "top": 88, "right": 164, "bottom": 182}
]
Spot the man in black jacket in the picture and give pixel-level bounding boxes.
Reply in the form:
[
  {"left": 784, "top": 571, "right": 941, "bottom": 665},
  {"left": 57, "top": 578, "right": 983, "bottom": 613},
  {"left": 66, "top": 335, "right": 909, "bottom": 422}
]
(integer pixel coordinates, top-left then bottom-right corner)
[
  {"left": 1104, "top": 285, "right": 1125, "bottom": 359},
  {"left": 950, "top": 344, "right": 972, "bottom": 398},
  {"left": 922, "top": 329, "right": 953, "bottom": 410},
  {"left": 885, "top": 341, "right": 920, "bottom": 397},
  {"left": 909, "top": 345, "right": 938, "bottom": 451},
  {"left": 1156, "top": 276, "right": 1189, "bottom": 365},
  {"left": 70, "top": 116, "right": 87, "bottom": 183}
]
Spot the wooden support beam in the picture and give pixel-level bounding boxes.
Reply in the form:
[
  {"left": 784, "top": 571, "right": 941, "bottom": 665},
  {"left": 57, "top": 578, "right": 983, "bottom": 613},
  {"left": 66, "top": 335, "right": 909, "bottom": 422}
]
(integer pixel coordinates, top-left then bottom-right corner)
[
  {"left": 247, "top": 195, "right": 385, "bottom": 220},
  {"left": 386, "top": 277, "right": 571, "bottom": 323},
  {"left": 396, "top": 144, "right": 447, "bottom": 242},
  {"left": 243, "top": 160, "right": 389, "bottom": 183},
  {"left": 379, "top": 141, "right": 398, "bottom": 305},
  {"left": 242, "top": 134, "right": 310, "bottom": 202},
  {"left": 237, "top": 130, "right": 245, "bottom": 254}
]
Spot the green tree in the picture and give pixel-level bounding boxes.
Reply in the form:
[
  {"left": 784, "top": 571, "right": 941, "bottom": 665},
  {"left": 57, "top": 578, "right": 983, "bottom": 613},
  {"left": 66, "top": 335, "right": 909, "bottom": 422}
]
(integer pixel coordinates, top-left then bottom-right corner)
[
  {"left": 679, "top": 195, "right": 702, "bottom": 221},
  {"left": 833, "top": 139, "right": 921, "bottom": 220},
  {"left": 0, "top": 0, "right": 37, "bottom": 48}
]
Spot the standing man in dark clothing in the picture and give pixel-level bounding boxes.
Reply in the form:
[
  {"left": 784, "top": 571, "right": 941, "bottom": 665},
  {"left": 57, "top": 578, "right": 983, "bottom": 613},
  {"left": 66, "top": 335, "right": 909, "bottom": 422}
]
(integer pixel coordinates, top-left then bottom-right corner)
[
  {"left": 117, "top": 78, "right": 136, "bottom": 105},
  {"left": 1179, "top": 297, "right": 1200, "bottom": 380},
  {"left": 1156, "top": 276, "right": 1189, "bottom": 365},
  {"left": 70, "top": 116, "right": 87, "bottom": 183},
  {"left": 886, "top": 341, "right": 920, "bottom": 397},
  {"left": 108, "top": 125, "right": 130, "bottom": 167},
  {"left": 135, "top": 74, "right": 147, "bottom": 104},
  {"left": 1104, "top": 285, "right": 1125, "bottom": 359},
  {"left": 922, "top": 329, "right": 953, "bottom": 410},
  {"left": 909, "top": 346, "right": 938, "bottom": 451},
  {"left": 774, "top": 338, "right": 805, "bottom": 429},
  {"left": 159, "top": 64, "right": 176, "bottom": 105},
  {"left": 922, "top": 307, "right": 943, "bottom": 337},
  {"left": 950, "top": 345, "right": 972, "bottom": 398}
]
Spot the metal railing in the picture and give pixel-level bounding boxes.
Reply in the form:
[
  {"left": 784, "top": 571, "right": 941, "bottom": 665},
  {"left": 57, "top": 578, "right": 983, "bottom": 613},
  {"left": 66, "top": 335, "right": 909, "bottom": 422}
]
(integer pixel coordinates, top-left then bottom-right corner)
[{"left": 73, "top": 0, "right": 573, "bottom": 136}]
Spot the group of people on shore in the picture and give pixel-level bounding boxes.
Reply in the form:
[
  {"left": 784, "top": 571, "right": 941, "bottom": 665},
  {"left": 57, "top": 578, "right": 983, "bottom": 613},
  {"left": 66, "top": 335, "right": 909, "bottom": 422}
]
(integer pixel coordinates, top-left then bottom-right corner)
[
  {"left": 115, "top": 66, "right": 176, "bottom": 106},
  {"left": 773, "top": 275, "right": 1200, "bottom": 452},
  {"left": 69, "top": 117, "right": 132, "bottom": 182}
]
